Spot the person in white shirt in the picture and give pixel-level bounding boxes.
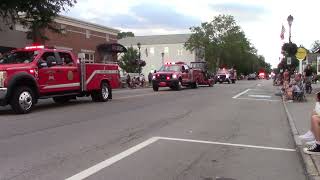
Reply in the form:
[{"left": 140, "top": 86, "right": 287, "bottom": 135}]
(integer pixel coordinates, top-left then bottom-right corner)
[{"left": 301, "top": 91, "right": 320, "bottom": 155}]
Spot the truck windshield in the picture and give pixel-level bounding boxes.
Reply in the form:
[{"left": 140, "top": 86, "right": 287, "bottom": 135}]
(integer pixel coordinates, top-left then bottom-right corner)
[
  {"left": 159, "top": 65, "right": 181, "bottom": 72},
  {"left": 0, "top": 51, "right": 38, "bottom": 64}
]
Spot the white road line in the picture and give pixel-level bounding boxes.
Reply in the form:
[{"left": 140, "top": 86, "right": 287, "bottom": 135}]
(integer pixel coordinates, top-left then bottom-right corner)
[
  {"left": 248, "top": 95, "right": 272, "bottom": 98},
  {"left": 157, "top": 137, "right": 296, "bottom": 152},
  {"left": 66, "top": 136, "right": 296, "bottom": 180},
  {"left": 232, "top": 89, "right": 251, "bottom": 99},
  {"left": 236, "top": 97, "right": 280, "bottom": 102},
  {"left": 65, "top": 137, "right": 160, "bottom": 180}
]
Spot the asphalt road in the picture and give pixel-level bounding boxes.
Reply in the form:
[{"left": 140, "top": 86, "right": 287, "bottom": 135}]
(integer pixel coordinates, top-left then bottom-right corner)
[{"left": 0, "top": 80, "right": 306, "bottom": 180}]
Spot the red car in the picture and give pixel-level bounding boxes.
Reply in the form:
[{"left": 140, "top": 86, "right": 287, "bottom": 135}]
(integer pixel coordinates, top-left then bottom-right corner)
[{"left": 0, "top": 45, "right": 120, "bottom": 114}]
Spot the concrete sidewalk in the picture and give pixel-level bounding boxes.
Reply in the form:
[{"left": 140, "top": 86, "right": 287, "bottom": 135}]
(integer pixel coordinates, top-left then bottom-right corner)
[{"left": 284, "top": 84, "right": 320, "bottom": 180}]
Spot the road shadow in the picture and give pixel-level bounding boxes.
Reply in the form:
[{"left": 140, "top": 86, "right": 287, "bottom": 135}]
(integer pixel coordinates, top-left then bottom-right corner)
[{"left": 0, "top": 99, "right": 97, "bottom": 116}]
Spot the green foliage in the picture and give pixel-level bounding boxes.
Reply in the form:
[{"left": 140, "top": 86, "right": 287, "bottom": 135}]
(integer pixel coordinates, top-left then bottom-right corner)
[
  {"left": 185, "top": 14, "right": 270, "bottom": 75},
  {"left": 0, "top": 0, "right": 77, "bottom": 42},
  {"left": 119, "top": 47, "right": 146, "bottom": 73},
  {"left": 117, "top": 32, "right": 135, "bottom": 39},
  {"left": 281, "top": 43, "right": 298, "bottom": 56}
]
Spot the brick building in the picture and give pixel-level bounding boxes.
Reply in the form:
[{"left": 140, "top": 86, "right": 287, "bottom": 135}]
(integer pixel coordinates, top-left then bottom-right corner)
[{"left": 0, "top": 15, "right": 126, "bottom": 63}]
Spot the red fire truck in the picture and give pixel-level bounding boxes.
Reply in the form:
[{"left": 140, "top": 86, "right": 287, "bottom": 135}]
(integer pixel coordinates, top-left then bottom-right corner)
[
  {"left": 152, "top": 61, "right": 213, "bottom": 91},
  {"left": 0, "top": 45, "right": 120, "bottom": 114}
]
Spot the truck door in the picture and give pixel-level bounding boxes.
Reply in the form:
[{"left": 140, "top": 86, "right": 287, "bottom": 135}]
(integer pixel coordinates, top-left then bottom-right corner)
[
  {"left": 56, "top": 52, "right": 80, "bottom": 91},
  {"left": 37, "top": 52, "right": 80, "bottom": 94},
  {"left": 37, "top": 52, "right": 60, "bottom": 94},
  {"left": 181, "top": 65, "right": 191, "bottom": 83}
]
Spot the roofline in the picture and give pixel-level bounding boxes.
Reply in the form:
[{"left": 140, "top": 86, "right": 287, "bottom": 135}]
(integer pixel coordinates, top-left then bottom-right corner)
[
  {"left": 55, "top": 15, "right": 120, "bottom": 35},
  {"left": 133, "top": 33, "right": 192, "bottom": 38}
]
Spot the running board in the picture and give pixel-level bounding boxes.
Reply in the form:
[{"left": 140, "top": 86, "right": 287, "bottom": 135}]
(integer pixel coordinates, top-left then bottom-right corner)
[{"left": 39, "top": 93, "right": 81, "bottom": 99}]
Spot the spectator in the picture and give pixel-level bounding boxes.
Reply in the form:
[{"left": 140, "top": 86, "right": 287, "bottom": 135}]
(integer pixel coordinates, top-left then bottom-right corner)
[
  {"left": 126, "top": 74, "right": 131, "bottom": 88},
  {"left": 292, "top": 74, "right": 303, "bottom": 94},
  {"left": 304, "top": 64, "right": 313, "bottom": 84},
  {"left": 301, "top": 91, "right": 320, "bottom": 155},
  {"left": 148, "top": 72, "right": 153, "bottom": 86}
]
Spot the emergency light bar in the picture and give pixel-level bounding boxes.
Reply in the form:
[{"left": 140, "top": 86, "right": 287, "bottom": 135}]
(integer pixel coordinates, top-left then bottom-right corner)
[
  {"left": 25, "top": 45, "right": 45, "bottom": 50},
  {"left": 165, "top": 62, "right": 175, "bottom": 65}
]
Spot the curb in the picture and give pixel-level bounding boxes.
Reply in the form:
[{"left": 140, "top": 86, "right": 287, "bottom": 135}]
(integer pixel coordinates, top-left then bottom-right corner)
[{"left": 282, "top": 100, "right": 320, "bottom": 180}]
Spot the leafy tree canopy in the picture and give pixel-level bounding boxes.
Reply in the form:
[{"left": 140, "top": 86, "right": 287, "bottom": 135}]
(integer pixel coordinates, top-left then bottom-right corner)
[
  {"left": 185, "top": 14, "right": 270, "bottom": 75},
  {"left": 118, "top": 31, "right": 135, "bottom": 39},
  {"left": 0, "top": 0, "right": 77, "bottom": 42},
  {"left": 119, "top": 47, "right": 146, "bottom": 73}
]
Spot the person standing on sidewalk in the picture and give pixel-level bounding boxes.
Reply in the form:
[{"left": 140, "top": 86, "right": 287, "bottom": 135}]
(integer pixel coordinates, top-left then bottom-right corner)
[
  {"left": 302, "top": 91, "right": 320, "bottom": 155},
  {"left": 148, "top": 72, "right": 153, "bottom": 86}
]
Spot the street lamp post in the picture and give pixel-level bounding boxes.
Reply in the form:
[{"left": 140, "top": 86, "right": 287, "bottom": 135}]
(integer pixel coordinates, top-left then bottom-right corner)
[
  {"left": 161, "top": 52, "right": 165, "bottom": 65},
  {"left": 287, "top": 15, "right": 293, "bottom": 43},
  {"left": 137, "top": 42, "right": 141, "bottom": 74}
]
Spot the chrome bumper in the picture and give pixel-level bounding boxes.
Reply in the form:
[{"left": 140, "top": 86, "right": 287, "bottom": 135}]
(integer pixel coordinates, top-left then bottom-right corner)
[{"left": 0, "top": 88, "right": 7, "bottom": 100}]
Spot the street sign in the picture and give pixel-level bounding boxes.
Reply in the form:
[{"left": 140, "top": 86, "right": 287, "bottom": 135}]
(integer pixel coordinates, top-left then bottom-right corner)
[
  {"left": 296, "top": 47, "right": 307, "bottom": 61},
  {"left": 287, "top": 57, "right": 291, "bottom": 65}
]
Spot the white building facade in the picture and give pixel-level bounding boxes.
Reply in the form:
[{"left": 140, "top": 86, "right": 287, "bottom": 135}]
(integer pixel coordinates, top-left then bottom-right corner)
[{"left": 119, "top": 34, "right": 204, "bottom": 76}]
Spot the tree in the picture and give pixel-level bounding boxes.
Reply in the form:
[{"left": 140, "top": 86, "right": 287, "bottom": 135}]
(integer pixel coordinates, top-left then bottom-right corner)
[
  {"left": 119, "top": 47, "right": 146, "bottom": 73},
  {"left": 0, "top": 0, "right": 77, "bottom": 43},
  {"left": 117, "top": 32, "right": 135, "bottom": 39},
  {"left": 185, "top": 14, "right": 269, "bottom": 75}
]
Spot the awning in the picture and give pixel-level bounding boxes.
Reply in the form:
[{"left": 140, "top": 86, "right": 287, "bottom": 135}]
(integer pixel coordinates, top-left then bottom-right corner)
[{"left": 97, "top": 43, "right": 127, "bottom": 53}]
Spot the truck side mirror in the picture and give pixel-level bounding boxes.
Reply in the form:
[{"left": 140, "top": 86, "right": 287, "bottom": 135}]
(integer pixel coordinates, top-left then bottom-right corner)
[
  {"left": 46, "top": 56, "right": 57, "bottom": 67},
  {"left": 38, "top": 60, "right": 48, "bottom": 68}
]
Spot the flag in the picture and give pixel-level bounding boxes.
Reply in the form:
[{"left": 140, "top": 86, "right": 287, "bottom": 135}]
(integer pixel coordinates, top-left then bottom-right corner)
[{"left": 280, "top": 25, "right": 285, "bottom": 40}]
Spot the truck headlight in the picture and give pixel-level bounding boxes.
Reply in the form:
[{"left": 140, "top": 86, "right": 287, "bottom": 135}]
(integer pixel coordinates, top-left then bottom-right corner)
[
  {"left": 0, "top": 71, "right": 7, "bottom": 87},
  {"left": 172, "top": 74, "right": 177, "bottom": 79}
]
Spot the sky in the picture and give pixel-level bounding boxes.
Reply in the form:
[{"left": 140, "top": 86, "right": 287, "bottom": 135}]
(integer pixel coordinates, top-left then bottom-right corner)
[{"left": 64, "top": 0, "right": 320, "bottom": 68}]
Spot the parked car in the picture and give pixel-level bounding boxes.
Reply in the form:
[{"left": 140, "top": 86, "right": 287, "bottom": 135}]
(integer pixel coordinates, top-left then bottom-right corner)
[{"left": 247, "top": 73, "right": 257, "bottom": 80}]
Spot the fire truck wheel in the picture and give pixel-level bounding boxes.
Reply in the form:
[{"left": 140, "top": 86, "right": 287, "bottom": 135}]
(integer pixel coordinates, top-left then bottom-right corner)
[
  {"left": 53, "top": 97, "right": 70, "bottom": 104},
  {"left": 92, "top": 82, "right": 110, "bottom": 102},
  {"left": 192, "top": 81, "right": 199, "bottom": 89},
  {"left": 175, "top": 81, "right": 182, "bottom": 91},
  {"left": 10, "top": 86, "right": 35, "bottom": 114},
  {"left": 153, "top": 85, "right": 159, "bottom": 91}
]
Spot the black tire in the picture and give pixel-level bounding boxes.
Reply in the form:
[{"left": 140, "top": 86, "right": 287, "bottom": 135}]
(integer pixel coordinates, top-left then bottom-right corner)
[
  {"left": 153, "top": 85, "right": 159, "bottom": 91},
  {"left": 10, "top": 86, "right": 35, "bottom": 114},
  {"left": 192, "top": 81, "right": 198, "bottom": 89},
  {"left": 91, "top": 82, "right": 111, "bottom": 102},
  {"left": 175, "top": 80, "right": 182, "bottom": 91},
  {"left": 53, "top": 96, "right": 71, "bottom": 104},
  {"left": 232, "top": 80, "right": 235, "bottom": 84}
]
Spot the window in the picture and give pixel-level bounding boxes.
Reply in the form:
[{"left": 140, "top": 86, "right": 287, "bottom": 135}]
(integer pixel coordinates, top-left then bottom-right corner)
[
  {"left": 0, "top": 51, "right": 38, "bottom": 64},
  {"left": 164, "top": 47, "right": 169, "bottom": 54},
  {"left": 40, "top": 52, "right": 61, "bottom": 65},
  {"left": 61, "top": 24, "right": 67, "bottom": 34},
  {"left": 106, "top": 34, "right": 110, "bottom": 41},
  {"left": 84, "top": 53, "right": 94, "bottom": 63},
  {"left": 86, "top": 30, "right": 90, "bottom": 39},
  {"left": 15, "top": 24, "right": 29, "bottom": 32},
  {"left": 150, "top": 47, "right": 155, "bottom": 55},
  {"left": 159, "top": 65, "right": 181, "bottom": 72},
  {"left": 59, "top": 52, "right": 73, "bottom": 66}
]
